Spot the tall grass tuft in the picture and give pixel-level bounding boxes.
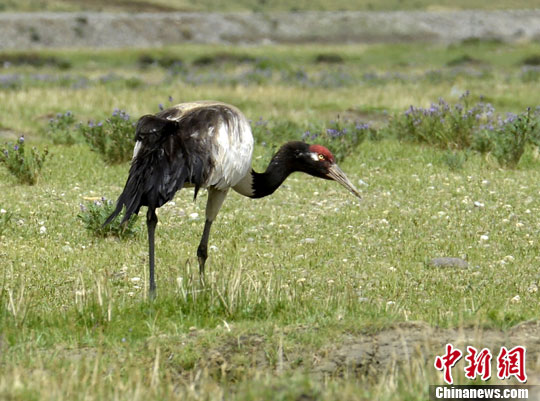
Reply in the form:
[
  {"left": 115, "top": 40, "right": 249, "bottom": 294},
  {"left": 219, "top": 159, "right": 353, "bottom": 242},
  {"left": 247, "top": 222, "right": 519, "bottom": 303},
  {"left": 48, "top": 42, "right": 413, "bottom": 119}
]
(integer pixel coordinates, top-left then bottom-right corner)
[{"left": 0, "top": 209, "right": 12, "bottom": 236}]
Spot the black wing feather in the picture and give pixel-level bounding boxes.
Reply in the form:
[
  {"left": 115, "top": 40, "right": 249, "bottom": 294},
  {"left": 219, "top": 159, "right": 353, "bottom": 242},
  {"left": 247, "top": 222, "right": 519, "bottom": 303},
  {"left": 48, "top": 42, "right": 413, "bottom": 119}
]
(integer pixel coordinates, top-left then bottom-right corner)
[{"left": 104, "top": 113, "right": 211, "bottom": 226}]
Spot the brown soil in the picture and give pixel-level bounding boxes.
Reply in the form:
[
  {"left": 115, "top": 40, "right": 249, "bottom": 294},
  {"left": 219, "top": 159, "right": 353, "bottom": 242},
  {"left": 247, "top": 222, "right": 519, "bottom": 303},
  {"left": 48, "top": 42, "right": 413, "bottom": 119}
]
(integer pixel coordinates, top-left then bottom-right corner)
[{"left": 190, "top": 321, "right": 540, "bottom": 384}]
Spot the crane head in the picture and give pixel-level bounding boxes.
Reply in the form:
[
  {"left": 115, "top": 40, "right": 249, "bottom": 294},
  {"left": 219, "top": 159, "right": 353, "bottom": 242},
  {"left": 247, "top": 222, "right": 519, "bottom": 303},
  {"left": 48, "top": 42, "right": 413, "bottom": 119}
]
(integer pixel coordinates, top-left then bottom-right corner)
[{"left": 295, "top": 143, "right": 362, "bottom": 199}]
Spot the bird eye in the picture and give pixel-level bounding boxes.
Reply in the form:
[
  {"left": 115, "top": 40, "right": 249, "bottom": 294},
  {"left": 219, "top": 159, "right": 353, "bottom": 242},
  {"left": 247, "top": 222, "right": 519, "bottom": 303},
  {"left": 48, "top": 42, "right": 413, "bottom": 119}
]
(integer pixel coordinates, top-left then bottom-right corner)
[{"left": 318, "top": 154, "right": 325, "bottom": 161}]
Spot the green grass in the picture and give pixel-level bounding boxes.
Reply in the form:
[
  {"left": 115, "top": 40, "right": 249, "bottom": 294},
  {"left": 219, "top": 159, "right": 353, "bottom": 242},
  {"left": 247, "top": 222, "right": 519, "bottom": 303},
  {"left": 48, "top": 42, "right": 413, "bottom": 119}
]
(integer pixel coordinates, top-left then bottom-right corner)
[
  {"left": 1, "top": 41, "right": 540, "bottom": 400},
  {"left": 1, "top": 0, "right": 539, "bottom": 12}
]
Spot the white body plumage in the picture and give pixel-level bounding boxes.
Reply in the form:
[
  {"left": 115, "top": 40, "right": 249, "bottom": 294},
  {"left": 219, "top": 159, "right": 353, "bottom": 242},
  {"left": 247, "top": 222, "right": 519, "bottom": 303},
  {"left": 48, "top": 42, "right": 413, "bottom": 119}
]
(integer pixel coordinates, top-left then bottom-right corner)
[{"left": 132, "top": 101, "right": 254, "bottom": 195}]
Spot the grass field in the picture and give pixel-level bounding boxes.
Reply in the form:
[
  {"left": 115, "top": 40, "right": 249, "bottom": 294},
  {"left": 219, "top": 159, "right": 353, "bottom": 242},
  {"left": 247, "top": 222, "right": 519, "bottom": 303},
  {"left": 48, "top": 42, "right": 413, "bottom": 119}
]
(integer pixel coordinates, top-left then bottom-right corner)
[
  {"left": 1, "top": 0, "right": 540, "bottom": 12},
  {"left": 1, "top": 41, "right": 540, "bottom": 400}
]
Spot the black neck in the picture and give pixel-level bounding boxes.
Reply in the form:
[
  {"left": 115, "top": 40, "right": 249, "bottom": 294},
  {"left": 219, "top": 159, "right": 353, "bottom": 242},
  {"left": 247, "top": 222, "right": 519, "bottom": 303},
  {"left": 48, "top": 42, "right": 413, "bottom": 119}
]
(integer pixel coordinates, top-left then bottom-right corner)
[{"left": 250, "top": 142, "right": 304, "bottom": 198}]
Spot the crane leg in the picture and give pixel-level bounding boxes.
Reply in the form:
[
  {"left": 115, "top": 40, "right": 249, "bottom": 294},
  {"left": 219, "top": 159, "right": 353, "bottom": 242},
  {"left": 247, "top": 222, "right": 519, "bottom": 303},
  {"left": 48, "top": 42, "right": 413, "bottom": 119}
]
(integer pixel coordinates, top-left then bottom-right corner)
[
  {"left": 197, "top": 219, "right": 213, "bottom": 276},
  {"left": 197, "top": 188, "right": 228, "bottom": 278},
  {"left": 147, "top": 207, "right": 158, "bottom": 299}
]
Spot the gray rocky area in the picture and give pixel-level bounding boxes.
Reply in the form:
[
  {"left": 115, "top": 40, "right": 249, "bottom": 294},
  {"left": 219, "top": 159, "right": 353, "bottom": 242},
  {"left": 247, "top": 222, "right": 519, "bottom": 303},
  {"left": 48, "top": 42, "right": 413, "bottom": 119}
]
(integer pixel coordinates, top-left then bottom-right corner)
[{"left": 0, "top": 9, "right": 539, "bottom": 49}]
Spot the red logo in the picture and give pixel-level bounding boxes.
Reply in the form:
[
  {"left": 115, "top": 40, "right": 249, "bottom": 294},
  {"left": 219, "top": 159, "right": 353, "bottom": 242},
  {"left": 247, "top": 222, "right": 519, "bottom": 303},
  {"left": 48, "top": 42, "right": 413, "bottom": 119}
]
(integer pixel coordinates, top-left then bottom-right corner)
[
  {"left": 434, "top": 344, "right": 463, "bottom": 385},
  {"left": 434, "top": 344, "right": 527, "bottom": 384},
  {"left": 464, "top": 346, "right": 492, "bottom": 381},
  {"left": 497, "top": 346, "right": 527, "bottom": 383}
]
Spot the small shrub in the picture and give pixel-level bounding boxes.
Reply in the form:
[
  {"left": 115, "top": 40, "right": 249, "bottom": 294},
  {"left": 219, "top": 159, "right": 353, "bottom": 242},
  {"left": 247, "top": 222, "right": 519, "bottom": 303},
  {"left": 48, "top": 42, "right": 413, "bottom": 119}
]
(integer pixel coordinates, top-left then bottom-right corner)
[
  {"left": 46, "top": 111, "right": 79, "bottom": 145},
  {"left": 521, "top": 54, "right": 540, "bottom": 66},
  {"left": 471, "top": 128, "right": 494, "bottom": 154},
  {"left": 528, "top": 107, "right": 540, "bottom": 148},
  {"left": 386, "top": 93, "right": 540, "bottom": 169},
  {"left": 0, "top": 136, "right": 48, "bottom": 185},
  {"left": 77, "top": 197, "right": 139, "bottom": 238},
  {"left": 387, "top": 92, "right": 489, "bottom": 150},
  {"left": 491, "top": 109, "right": 538, "bottom": 168},
  {"left": 314, "top": 53, "right": 344, "bottom": 64},
  {"left": 80, "top": 109, "right": 136, "bottom": 164},
  {"left": 446, "top": 54, "right": 482, "bottom": 67}
]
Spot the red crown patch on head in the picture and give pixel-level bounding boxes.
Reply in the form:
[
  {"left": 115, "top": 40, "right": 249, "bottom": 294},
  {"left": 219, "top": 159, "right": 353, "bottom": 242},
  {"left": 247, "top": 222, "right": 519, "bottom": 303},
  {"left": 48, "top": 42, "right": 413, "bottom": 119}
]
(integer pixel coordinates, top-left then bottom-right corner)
[{"left": 309, "top": 144, "right": 335, "bottom": 163}]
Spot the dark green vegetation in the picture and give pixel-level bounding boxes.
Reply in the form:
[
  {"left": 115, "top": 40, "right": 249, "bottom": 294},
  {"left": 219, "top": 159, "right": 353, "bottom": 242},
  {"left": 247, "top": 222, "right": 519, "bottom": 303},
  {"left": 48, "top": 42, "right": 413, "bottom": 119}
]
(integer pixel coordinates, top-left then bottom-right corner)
[{"left": 1, "top": 40, "right": 540, "bottom": 400}]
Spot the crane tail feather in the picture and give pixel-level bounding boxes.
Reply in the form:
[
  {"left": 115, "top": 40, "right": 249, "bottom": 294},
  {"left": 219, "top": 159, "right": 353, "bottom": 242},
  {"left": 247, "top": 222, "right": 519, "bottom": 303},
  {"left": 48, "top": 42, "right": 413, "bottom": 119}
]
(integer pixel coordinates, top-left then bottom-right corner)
[{"left": 104, "top": 114, "right": 196, "bottom": 226}]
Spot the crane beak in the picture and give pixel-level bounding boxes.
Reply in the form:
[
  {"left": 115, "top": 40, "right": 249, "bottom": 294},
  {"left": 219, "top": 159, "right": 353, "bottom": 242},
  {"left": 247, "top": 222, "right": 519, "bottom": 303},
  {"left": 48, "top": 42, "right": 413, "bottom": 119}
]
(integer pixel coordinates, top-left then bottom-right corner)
[{"left": 327, "top": 164, "right": 362, "bottom": 199}]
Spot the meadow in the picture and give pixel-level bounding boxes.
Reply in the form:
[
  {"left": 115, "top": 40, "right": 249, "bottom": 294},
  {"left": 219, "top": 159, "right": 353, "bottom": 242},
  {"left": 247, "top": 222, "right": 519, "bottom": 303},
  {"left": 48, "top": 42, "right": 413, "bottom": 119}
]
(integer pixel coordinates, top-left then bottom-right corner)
[{"left": 1, "top": 40, "right": 540, "bottom": 400}]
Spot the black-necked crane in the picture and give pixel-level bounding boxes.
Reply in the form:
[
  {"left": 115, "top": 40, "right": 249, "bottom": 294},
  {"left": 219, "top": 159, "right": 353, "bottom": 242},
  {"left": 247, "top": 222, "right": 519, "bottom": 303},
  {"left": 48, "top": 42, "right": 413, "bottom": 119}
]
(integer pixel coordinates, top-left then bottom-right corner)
[{"left": 105, "top": 101, "right": 362, "bottom": 297}]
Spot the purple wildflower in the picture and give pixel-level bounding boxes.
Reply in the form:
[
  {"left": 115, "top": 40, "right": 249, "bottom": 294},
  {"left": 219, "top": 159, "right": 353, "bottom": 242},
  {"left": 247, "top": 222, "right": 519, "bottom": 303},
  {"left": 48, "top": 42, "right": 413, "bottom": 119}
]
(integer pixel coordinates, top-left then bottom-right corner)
[
  {"left": 326, "top": 128, "right": 340, "bottom": 138},
  {"left": 504, "top": 113, "right": 517, "bottom": 124},
  {"left": 404, "top": 105, "right": 415, "bottom": 117},
  {"left": 13, "top": 145, "right": 19, "bottom": 151},
  {"left": 97, "top": 121, "right": 103, "bottom": 127},
  {"left": 485, "top": 103, "right": 495, "bottom": 117},
  {"left": 356, "top": 123, "right": 370, "bottom": 130},
  {"left": 302, "top": 131, "right": 311, "bottom": 140},
  {"left": 428, "top": 104, "right": 439, "bottom": 114},
  {"left": 159, "top": 104, "right": 164, "bottom": 111},
  {"left": 18, "top": 136, "right": 24, "bottom": 143},
  {"left": 168, "top": 95, "right": 173, "bottom": 103},
  {"left": 255, "top": 117, "right": 266, "bottom": 126}
]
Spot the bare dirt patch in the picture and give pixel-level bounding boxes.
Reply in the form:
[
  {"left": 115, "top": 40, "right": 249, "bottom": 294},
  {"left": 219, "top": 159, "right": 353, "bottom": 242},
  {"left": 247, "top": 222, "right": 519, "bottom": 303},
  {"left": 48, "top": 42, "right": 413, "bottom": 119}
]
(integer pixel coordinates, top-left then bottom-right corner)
[
  {"left": 188, "top": 321, "right": 540, "bottom": 381},
  {"left": 314, "top": 321, "right": 540, "bottom": 377}
]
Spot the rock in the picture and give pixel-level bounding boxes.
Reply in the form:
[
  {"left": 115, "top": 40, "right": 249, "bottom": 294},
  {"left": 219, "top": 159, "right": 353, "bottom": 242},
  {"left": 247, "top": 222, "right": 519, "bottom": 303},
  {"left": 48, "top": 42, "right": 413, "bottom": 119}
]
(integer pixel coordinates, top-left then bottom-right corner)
[{"left": 428, "top": 257, "right": 469, "bottom": 269}]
